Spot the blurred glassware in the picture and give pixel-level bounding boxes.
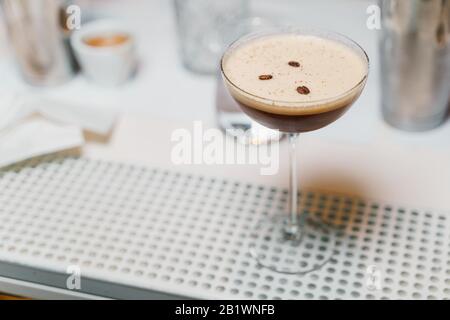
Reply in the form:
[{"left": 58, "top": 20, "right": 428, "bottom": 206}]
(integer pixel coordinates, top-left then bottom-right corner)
[
  {"left": 216, "top": 16, "right": 282, "bottom": 145},
  {"left": 380, "top": 0, "right": 450, "bottom": 131},
  {"left": 1, "top": 0, "right": 78, "bottom": 86},
  {"left": 173, "top": 0, "right": 249, "bottom": 74}
]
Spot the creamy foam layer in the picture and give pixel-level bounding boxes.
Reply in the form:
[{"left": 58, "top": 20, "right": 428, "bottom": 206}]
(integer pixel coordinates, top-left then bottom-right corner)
[{"left": 222, "top": 34, "right": 368, "bottom": 115}]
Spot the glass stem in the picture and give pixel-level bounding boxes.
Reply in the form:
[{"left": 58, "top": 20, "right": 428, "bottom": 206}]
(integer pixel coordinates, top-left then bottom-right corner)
[{"left": 285, "top": 132, "right": 300, "bottom": 238}]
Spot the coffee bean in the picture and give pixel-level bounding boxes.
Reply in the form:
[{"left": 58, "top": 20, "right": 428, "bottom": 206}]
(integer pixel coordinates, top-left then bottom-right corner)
[
  {"left": 288, "top": 61, "right": 300, "bottom": 67},
  {"left": 258, "top": 74, "right": 273, "bottom": 80},
  {"left": 296, "top": 86, "right": 310, "bottom": 95}
]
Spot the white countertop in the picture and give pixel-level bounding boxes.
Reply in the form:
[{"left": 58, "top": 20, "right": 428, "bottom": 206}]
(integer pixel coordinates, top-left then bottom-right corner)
[{"left": 1, "top": 0, "right": 450, "bottom": 210}]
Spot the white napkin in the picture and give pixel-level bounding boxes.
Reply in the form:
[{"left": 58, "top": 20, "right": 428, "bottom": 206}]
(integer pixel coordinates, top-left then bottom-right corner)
[{"left": 0, "top": 91, "right": 118, "bottom": 168}]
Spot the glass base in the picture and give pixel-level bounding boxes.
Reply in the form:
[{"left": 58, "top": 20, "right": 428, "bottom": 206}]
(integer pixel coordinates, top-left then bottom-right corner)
[
  {"left": 218, "top": 112, "right": 283, "bottom": 145},
  {"left": 248, "top": 215, "right": 337, "bottom": 275}
]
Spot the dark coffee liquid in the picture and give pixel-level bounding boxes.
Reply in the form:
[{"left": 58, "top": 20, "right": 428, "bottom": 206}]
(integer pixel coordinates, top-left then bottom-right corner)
[{"left": 235, "top": 100, "right": 357, "bottom": 133}]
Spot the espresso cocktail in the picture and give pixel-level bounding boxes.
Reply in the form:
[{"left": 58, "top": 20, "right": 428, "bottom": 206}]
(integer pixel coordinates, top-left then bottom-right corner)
[
  {"left": 222, "top": 33, "right": 368, "bottom": 132},
  {"left": 221, "top": 30, "right": 369, "bottom": 274}
]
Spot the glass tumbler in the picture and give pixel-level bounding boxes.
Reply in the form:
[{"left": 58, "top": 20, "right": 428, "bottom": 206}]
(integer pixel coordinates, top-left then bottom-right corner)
[{"left": 173, "top": 0, "right": 248, "bottom": 74}]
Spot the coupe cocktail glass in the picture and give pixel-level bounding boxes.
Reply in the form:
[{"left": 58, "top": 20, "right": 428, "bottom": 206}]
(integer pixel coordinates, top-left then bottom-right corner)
[{"left": 221, "top": 29, "right": 369, "bottom": 274}]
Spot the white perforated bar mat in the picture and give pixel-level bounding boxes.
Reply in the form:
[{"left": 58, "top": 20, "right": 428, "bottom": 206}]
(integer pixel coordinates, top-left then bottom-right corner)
[{"left": 0, "top": 156, "right": 449, "bottom": 300}]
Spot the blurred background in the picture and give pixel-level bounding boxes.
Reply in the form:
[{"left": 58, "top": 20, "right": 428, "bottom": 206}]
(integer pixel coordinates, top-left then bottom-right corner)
[
  {"left": 0, "top": 0, "right": 448, "bottom": 142},
  {"left": 0, "top": 0, "right": 379, "bottom": 138}
]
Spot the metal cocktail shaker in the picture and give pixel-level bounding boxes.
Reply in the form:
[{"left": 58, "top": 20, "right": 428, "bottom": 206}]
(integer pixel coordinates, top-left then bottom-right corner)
[
  {"left": 1, "top": 0, "right": 78, "bottom": 86},
  {"left": 380, "top": 0, "right": 450, "bottom": 131}
]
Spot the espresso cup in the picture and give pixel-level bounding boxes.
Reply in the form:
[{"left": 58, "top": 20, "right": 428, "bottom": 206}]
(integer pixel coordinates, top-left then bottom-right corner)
[{"left": 71, "top": 20, "right": 137, "bottom": 86}]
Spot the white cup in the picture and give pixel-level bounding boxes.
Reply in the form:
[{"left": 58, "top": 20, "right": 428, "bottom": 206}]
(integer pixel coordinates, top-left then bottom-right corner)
[{"left": 71, "top": 20, "right": 137, "bottom": 86}]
